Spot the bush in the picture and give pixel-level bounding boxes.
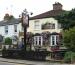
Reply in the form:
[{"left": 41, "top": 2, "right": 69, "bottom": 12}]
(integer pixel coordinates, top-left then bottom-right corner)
[
  {"left": 4, "top": 37, "right": 12, "bottom": 45},
  {"left": 64, "top": 51, "right": 75, "bottom": 63}
]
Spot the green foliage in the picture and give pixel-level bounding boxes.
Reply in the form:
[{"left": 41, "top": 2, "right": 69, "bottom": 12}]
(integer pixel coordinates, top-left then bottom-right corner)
[
  {"left": 56, "top": 8, "right": 75, "bottom": 30},
  {"left": 64, "top": 51, "right": 75, "bottom": 63},
  {"left": 4, "top": 37, "right": 12, "bottom": 45},
  {"left": 63, "top": 27, "right": 75, "bottom": 51}
]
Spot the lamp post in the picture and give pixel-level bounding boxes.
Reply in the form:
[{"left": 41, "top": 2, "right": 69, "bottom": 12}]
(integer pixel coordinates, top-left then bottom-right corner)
[{"left": 21, "top": 9, "right": 29, "bottom": 51}]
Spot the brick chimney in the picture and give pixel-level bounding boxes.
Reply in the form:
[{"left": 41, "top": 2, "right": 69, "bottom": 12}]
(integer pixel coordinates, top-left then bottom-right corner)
[
  {"left": 4, "top": 13, "right": 10, "bottom": 21},
  {"left": 53, "top": 2, "right": 63, "bottom": 10}
]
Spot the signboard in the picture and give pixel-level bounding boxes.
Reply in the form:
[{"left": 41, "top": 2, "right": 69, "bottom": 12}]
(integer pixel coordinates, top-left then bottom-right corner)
[{"left": 22, "top": 13, "right": 29, "bottom": 27}]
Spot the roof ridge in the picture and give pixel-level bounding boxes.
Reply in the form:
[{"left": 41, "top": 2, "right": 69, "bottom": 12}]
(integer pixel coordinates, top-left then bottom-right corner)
[{"left": 30, "top": 10, "right": 65, "bottom": 20}]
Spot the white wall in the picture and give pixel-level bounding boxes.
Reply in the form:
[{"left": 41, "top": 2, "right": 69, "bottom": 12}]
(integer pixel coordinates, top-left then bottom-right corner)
[
  {"left": 0, "top": 23, "right": 21, "bottom": 38},
  {"left": 27, "top": 17, "right": 62, "bottom": 34}
]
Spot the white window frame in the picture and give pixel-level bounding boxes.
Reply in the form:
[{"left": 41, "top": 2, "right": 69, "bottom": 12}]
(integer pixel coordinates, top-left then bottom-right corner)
[
  {"left": 50, "top": 35, "right": 59, "bottom": 46},
  {"left": 34, "top": 36, "right": 43, "bottom": 46},
  {"left": 34, "top": 20, "right": 40, "bottom": 30}
]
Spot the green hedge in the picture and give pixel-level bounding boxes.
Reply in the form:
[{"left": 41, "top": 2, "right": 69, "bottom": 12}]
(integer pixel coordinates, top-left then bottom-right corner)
[{"left": 64, "top": 51, "right": 75, "bottom": 63}]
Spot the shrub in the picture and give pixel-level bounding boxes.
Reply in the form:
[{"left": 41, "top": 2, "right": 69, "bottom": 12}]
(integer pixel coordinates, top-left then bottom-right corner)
[
  {"left": 4, "top": 37, "right": 12, "bottom": 45},
  {"left": 64, "top": 51, "right": 75, "bottom": 63}
]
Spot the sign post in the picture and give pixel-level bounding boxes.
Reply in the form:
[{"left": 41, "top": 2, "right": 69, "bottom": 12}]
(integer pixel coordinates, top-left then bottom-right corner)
[{"left": 22, "top": 9, "right": 29, "bottom": 51}]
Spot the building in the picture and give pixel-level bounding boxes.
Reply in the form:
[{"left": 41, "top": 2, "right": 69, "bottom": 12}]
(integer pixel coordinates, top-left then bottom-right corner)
[
  {"left": 26, "top": 2, "right": 63, "bottom": 48},
  {"left": 27, "top": 2, "right": 66, "bottom": 59},
  {"left": 19, "top": 2, "right": 66, "bottom": 59},
  {"left": 0, "top": 2, "right": 66, "bottom": 59},
  {"left": 0, "top": 14, "right": 23, "bottom": 48}
]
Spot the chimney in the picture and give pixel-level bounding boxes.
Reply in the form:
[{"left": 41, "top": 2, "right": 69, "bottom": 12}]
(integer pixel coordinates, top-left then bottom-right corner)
[
  {"left": 53, "top": 2, "right": 63, "bottom": 10},
  {"left": 4, "top": 13, "right": 10, "bottom": 21}
]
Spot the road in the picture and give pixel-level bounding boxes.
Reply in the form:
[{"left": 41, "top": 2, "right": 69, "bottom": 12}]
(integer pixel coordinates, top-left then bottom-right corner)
[
  {"left": 0, "top": 57, "right": 74, "bottom": 65},
  {"left": 0, "top": 60, "right": 73, "bottom": 65},
  {"left": 0, "top": 62, "right": 25, "bottom": 65}
]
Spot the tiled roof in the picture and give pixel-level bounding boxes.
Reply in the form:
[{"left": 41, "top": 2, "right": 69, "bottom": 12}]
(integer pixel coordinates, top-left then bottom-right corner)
[
  {"left": 0, "top": 18, "right": 20, "bottom": 26},
  {"left": 30, "top": 10, "right": 65, "bottom": 20}
]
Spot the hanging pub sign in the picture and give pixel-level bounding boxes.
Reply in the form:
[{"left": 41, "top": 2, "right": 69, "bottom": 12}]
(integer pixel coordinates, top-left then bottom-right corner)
[{"left": 22, "top": 13, "right": 29, "bottom": 27}]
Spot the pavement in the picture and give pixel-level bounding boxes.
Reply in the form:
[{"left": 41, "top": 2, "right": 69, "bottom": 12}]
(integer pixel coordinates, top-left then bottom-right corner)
[
  {"left": 0, "top": 57, "right": 26, "bottom": 64},
  {"left": 0, "top": 57, "right": 75, "bottom": 65}
]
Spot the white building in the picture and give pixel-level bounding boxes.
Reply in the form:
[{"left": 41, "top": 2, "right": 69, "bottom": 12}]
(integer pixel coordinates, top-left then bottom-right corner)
[{"left": 0, "top": 14, "right": 23, "bottom": 46}]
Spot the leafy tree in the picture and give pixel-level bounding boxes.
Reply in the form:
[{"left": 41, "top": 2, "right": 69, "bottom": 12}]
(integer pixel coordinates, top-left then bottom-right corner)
[
  {"left": 4, "top": 37, "right": 12, "bottom": 45},
  {"left": 63, "top": 27, "right": 75, "bottom": 51},
  {"left": 55, "top": 8, "right": 75, "bottom": 30}
]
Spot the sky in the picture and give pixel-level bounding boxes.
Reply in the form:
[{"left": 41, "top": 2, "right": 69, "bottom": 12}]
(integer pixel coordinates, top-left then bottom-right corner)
[{"left": 0, "top": 0, "right": 75, "bottom": 20}]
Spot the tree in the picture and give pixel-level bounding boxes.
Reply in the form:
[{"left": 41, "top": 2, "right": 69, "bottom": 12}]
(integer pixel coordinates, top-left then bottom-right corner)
[
  {"left": 4, "top": 37, "right": 12, "bottom": 45},
  {"left": 55, "top": 8, "right": 75, "bottom": 30},
  {"left": 63, "top": 27, "right": 75, "bottom": 51}
]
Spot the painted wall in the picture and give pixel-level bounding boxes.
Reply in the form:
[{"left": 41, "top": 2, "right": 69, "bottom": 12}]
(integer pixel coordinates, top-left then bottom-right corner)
[
  {"left": 0, "top": 17, "right": 62, "bottom": 39},
  {"left": 27, "top": 18, "right": 62, "bottom": 34},
  {"left": 0, "top": 23, "right": 22, "bottom": 38}
]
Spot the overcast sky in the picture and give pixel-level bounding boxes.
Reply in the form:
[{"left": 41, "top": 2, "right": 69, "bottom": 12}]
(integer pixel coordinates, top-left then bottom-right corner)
[{"left": 0, "top": 0, "right": 75, "bottom": 20}]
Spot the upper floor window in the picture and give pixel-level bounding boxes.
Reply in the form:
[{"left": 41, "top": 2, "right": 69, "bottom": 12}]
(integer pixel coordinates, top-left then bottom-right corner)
[
  {"left": 51, "top": 23, "right": 55, "bottom": 29},
  {"left": 34, "top": 20, "right": 40, "bottom": 30},
  {"left": 42, "top": 23, "right": 55, "bottom": 29},
  {"left": 14, "top": 24, "right": 17, "bottom": 32},
  {"left": 5, "top": 26, "right": 8, "bottom": 34},
  {"left": 58, "top": 23, "right": 61, "bottom": 29}
]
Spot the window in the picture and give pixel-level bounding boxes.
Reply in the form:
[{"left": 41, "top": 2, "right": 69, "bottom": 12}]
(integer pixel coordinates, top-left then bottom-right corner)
[
  {"left": 14, "top": 25, "right": 17, "bottom": 32},
  {"left": 5, "top": 26, "right": 8, "bottom": 34},
  {"left": 50, "top": 35, "right": 59, "bottom": 46},
  {"left": 34, "top": 20, "right": 40, "bottom": 30},
  {"left": 51, "top": 23, "right": 55, "bottom": 29},
  {"left": 34, "top": 36, "right": 42, "bottom": 46},
  {"left": 58, "top": 23, "right": 61, "bottom": 29},
  {"left": 52, "top": 36, "right": 55, "bottom": 45},
  {"left": 42, "top": 23, "right": 55, "bottom": 29}
]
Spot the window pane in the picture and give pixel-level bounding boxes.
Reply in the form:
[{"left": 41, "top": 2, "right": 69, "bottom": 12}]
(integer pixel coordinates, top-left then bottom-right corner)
[
  {"left": 56, "top": 35, "right": 59, "bottom": 45},
  {"left": 34, "top": 36, "right": 42, "bottom": 46},
  {"left": 52, "top": 41, "right": 55, "bottom": 45},
  {"left": 52, "top": 35, "right": 55, "bottom": 45},
  {"left": 5, "top": 26, "right": 8, "bottom": 34},
  {"left": 52, "top": 24, "right": 55, "bottom": 29},
  {"left": 14, "top": 25, "right": 17, "bottom": 32},
  {"left": 34, "top": 20, "right": 40, "bottom": 30}
]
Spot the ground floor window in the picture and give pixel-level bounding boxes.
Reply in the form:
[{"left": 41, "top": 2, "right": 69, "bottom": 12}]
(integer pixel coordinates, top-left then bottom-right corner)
[
  {"left": 50, "top": 35, "right": 59, "bottom": 46},
  {"left": 34, "top": 36, "right": 43, "bottom": 46}
]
